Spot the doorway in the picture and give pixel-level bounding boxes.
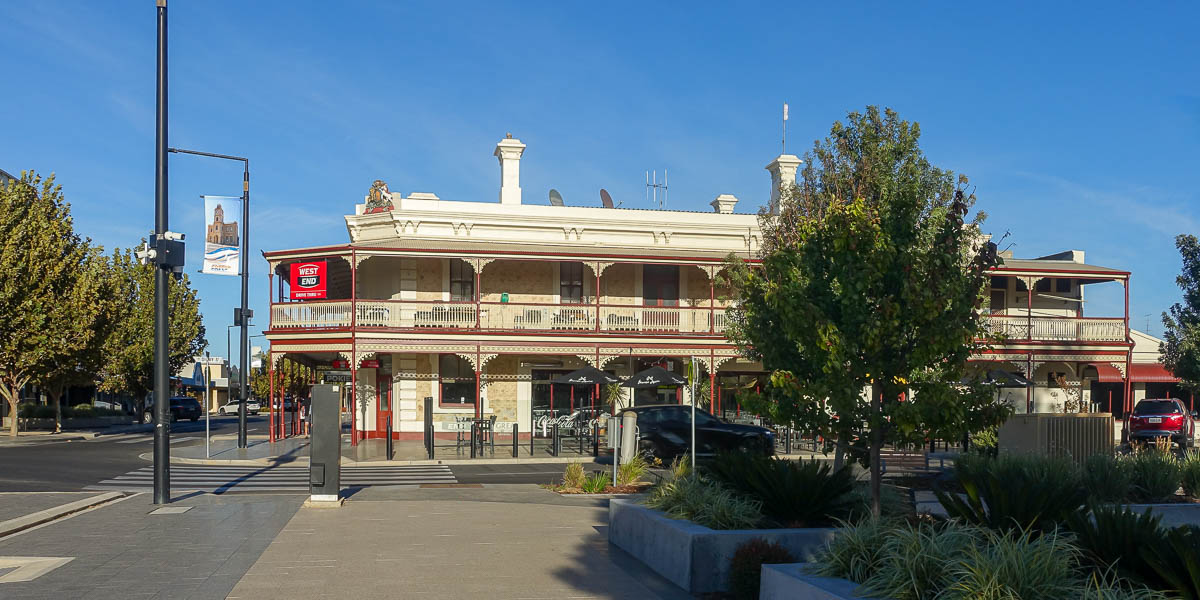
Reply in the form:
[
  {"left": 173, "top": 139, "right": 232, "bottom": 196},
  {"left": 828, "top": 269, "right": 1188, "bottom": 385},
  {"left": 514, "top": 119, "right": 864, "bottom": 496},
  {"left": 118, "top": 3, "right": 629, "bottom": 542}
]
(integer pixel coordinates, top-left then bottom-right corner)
[{"left": 376, "top": 374, "right": 393, "bottom": 437}]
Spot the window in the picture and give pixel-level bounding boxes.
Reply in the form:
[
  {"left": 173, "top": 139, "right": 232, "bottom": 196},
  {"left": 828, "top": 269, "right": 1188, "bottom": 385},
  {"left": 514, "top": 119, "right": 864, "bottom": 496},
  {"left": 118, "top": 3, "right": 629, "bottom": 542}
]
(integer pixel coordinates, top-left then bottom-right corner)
[
  {"left": 439, "top": 354, "right": 476, "bottom": 405},
  {"left": 1035, "top": 278, "right": 1051, "bottom": 292},
  {"left": 643, "top": 265, "right": 679, "bottom": 307},
  {"left": 560, "top": 262, "right": 584, "bottom": 304},
  {"left": 989, "top": 290, "right": 1006, "bottom": 314},
  {"left": 990, "top": 276, "right": 1008, "bottom": 290},
  {"left": 450, "top": 259, "right": 474, "bottom": 302},
  {"left": 1055, "top": 278, "right": 1071, "bottom": 293}
]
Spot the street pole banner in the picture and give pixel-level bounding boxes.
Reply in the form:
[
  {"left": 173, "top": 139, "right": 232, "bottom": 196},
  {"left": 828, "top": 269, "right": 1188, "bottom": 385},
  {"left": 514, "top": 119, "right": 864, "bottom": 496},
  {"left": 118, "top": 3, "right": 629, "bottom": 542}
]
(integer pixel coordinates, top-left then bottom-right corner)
[{"left": 202, "top": 195, "right": 241, "bottom": 276}]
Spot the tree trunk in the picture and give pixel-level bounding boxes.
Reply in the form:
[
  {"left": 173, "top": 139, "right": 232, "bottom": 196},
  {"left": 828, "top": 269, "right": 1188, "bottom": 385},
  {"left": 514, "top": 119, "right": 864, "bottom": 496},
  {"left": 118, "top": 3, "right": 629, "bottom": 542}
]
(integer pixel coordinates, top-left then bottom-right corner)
[
  {"left": 2, "top": 384, "right": 18, "bottom": 437},
  {"left": 50, "top": 387, "right": 62, "bottom": 434},
  {"left": 833, "top": 435, "right": 847, "bottom": 470}
]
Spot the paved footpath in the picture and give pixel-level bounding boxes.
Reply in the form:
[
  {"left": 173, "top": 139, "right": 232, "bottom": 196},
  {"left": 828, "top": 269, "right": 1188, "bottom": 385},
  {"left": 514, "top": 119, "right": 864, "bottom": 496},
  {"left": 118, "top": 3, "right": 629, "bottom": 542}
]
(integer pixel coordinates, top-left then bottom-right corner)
[{"left": 228, "top": 485, "right": 690, "bottom": 600}]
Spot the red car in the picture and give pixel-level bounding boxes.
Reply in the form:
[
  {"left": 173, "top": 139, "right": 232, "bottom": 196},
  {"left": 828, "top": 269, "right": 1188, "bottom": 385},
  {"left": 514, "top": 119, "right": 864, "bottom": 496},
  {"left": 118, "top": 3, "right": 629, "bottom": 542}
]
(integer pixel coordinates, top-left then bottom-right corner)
[{"left": 1126, "top": 398, "right": 1196, "bottom": 449}]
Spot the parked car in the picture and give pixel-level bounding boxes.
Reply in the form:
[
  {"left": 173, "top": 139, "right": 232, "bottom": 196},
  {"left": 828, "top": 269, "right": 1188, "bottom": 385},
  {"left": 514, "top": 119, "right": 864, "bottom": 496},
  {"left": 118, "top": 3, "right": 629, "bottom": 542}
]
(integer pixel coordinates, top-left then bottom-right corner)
[
  {"left": 218, "top": 399, "right": 261, "bottom": 416},
  {"left": 144, "top": 396, "right": 202, "bottom": 423},
  {"left": 619, "top": 404, "right": 775, "bottom": 461},
  {"left": 1126, "top": 398, "right": 1196, "bottom": 449}
]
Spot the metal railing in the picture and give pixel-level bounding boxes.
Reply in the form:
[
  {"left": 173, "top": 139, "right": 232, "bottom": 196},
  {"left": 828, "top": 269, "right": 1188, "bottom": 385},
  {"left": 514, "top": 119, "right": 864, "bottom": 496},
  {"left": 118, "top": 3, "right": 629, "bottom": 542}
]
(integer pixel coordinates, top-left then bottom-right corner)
[{"left": 980, "top": 315, "right": 1126, "bottom": 342}]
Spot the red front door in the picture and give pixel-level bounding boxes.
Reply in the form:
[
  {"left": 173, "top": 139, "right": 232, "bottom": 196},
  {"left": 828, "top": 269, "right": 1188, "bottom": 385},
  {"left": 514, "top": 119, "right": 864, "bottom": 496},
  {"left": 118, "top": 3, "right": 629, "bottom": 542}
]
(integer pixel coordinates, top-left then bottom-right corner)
[{"left": 376, "top": 375, "right": 392, "bottom": 437}]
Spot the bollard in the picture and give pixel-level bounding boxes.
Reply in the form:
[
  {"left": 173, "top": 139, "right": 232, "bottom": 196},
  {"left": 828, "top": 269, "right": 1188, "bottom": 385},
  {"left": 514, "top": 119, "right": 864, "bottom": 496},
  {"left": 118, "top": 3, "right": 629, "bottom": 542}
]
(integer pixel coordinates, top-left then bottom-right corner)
[
  {"left": 470, "top": 422, "right": 477, "bottom": 459},
  {"left": 552, "top": 424, "right": 560, "bottom": 457},
  {"left": 785, "top": 426, "right": 792, "bottom": 455},
  {"left": 386, "top": 416, "right": 394, "bottom": 460},
  {"left": 530, "top": 422, "right": 535, "bottom": 456},
  {"left": 592, "top": 421, "right": 599, "bottom": 457},
  {"left": 427, "top": 422, "right": 435, "bottom": 460},
  {"left": 512, "top": 424, "right": 519, "bottom": 458}
]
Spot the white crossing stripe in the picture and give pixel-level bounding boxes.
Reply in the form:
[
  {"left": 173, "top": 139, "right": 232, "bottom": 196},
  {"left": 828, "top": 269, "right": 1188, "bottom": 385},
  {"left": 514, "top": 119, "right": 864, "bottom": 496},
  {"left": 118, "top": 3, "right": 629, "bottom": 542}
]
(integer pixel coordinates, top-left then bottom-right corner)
[
  {"left": 84, "top": 465, "right": 457, "bottom": 493},
  {"left": 114, "top": 436, "right": 153, "bottom": 444}
]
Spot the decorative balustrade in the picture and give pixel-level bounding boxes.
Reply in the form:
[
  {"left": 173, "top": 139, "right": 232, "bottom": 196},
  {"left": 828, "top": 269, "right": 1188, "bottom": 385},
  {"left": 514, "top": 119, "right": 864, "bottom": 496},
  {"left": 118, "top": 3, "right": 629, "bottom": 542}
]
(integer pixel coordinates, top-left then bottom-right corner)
[
  {"left": 271, "top": 300, "right": 729, "bottom": 335},
  {"left": 980, "top": 315, "right": 1126, "bottom": 342}
]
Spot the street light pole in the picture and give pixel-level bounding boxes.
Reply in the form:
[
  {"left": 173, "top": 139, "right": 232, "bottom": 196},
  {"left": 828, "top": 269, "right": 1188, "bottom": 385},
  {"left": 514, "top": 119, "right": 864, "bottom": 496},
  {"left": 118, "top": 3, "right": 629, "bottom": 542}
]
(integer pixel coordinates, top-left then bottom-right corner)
[
  {"left": 152, "top": 0, "right": 171, "bottom": 505},
  {"left": 169, "top": 147, "right": 250, "bottom": 449}
]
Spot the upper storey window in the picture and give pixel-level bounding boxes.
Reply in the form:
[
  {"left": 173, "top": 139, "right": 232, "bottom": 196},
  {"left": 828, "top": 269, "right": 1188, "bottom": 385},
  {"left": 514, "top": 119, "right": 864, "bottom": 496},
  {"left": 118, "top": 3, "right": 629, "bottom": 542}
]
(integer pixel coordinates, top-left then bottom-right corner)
[
  {"left": 560, "top": 262, "right": 584, "bottom": 304},
  {"left": 643, "top": 265, "right": 679, "bottom": 307},
  {"left": 450, "top": 259, "right": 474, "bottom": 302}
]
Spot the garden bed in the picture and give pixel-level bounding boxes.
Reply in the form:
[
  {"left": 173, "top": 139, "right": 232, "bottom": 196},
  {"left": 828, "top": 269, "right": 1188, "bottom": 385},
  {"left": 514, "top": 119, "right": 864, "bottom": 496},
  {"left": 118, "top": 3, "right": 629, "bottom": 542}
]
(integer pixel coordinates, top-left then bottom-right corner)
[
  {"left": 544, "top": 481, "right": 652, "bottom": 495},
  {"left": 759, "top": 565, "right": 880, "bottom": 600},
  {"left": 608, "top": 499, "right": 835, "bottom": 594},
  {"left": 3, "top": 416, "right": 133, "bottom": 430}
]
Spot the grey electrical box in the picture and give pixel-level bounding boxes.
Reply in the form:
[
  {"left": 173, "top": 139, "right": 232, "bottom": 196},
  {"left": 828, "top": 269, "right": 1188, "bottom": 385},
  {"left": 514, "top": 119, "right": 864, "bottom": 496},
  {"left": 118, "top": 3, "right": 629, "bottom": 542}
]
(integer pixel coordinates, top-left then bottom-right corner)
[{"left": 309, "top": 384, "right": 341, "bottom": 502}]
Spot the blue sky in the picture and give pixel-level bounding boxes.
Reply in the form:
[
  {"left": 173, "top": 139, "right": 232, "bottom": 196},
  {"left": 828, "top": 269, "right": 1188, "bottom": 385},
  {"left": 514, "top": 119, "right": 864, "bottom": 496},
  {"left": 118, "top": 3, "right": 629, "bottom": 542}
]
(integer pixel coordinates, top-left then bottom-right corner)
[{"left": 2, "top": 2, "right": 1197, "bottom": 364}]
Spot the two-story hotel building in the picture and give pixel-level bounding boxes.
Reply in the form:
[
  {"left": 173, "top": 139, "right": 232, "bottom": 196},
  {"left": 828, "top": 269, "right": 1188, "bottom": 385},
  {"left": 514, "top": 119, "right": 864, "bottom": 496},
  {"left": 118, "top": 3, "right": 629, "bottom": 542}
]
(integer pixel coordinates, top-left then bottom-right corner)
[{"left": 263, "top": 136, "right": 1145, "bottom": 443}]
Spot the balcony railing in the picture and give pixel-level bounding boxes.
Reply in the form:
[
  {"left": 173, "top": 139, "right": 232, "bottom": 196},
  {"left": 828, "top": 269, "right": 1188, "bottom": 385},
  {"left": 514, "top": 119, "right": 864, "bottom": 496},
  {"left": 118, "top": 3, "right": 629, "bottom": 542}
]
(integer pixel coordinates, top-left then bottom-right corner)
[
  {"left": 980, "top": 315, "right": 1126, "bottom": 342},
  {"left": 270, "top": 300, "right": 728, "bottom": 335}
]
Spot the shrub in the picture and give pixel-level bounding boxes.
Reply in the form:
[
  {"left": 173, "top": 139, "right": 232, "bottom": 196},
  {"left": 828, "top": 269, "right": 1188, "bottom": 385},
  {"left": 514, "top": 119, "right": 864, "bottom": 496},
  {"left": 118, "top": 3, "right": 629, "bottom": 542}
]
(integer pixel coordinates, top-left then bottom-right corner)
[
  {"left": 860, "top": 520, "right": 981, "bottom": 600},
  {"left": 940, "top": 529, "right": 1082, "bottom": 599},
  {"left": 706, "top": 451, "right": 856, "bottom": 527},
  {"left": 1128, "top": 445, "right": 1181, "bottom": 503},
  {"left": 728, "top": 539, "right": 795, "bottom": 600},
  {"left": 562, "top": 462, "right": 585, "bottom": 489},
  {"left": 1181, "top": 450, "right": 1200, "bottom": 498},
  {"left": 969, "top": 426, "right": 999, "bottom": 456},
  {"left": 844, "top": 482, "right": 909, "bottom": 522},
  {"left": 581, "top": 471, "right": 608, "bottom": 494},
  {"left": 1069, "top": 505, "right": 1167, "bottom": 589},
  {"left": 811, "top": 517, "right": 897, "bottom": 583},
  {"left": 644, "top": 475, "right": 762, "bottom": 530},
  {"left": 1143, "top": 524, "right": 1200, "bottom": 600},
  {"left": 616, "top": 454, "right": 648, "bottom": 486},
  {"left": 936, "top": 453, "right": 1086, "bottom": 532},
  {"left": 1085, "top": 452, "right": 1135, "bottom": 503}
]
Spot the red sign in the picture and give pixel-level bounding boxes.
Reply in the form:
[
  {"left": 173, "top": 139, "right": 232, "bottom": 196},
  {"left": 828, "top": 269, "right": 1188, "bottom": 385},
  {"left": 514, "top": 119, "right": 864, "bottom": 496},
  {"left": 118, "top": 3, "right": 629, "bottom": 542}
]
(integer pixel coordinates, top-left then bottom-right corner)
[
  {"left": 331, "top": 359, "right": 348, "bottom": 369},
  {"left": 360, "top": 359, "right": 380, "bottom": 369},
  {"left": 290, "top": 261, "right": 327, "bottom": 299}
]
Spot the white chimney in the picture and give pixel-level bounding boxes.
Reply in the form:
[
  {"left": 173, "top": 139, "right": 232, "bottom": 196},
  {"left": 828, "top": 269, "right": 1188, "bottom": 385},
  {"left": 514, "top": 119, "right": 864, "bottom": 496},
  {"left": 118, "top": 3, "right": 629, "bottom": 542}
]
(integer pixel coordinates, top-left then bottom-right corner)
[
  {"left": 494, "top": 134, "right": 526, "bottom": 205},
  {"left": 765, "top": 154, "right": 802, "bottom": 213},
  {"left": 710, "top": 194, "right": 739, "bottom": 214}
]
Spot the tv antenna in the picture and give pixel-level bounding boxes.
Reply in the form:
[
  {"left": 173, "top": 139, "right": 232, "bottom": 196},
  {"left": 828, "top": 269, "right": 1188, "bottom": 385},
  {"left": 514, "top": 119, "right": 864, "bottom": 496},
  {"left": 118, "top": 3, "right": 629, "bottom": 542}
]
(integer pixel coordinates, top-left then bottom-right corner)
[{"left": 645, "top": 169, "right": 668, "bottom": 209}]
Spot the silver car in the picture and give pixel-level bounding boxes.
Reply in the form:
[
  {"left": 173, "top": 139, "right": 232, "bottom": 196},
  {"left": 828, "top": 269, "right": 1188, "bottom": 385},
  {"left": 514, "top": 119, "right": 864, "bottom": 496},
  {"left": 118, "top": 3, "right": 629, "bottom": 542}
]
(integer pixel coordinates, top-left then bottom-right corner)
[{"left": 218, "top": 399, "right": 260, "bottom": 416}]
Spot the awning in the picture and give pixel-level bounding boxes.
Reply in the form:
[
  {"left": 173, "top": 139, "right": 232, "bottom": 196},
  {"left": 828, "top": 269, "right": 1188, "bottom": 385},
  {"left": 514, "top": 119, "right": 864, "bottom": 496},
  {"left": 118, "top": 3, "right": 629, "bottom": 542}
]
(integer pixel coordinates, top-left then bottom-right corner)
[
  {"left": 1091, "top": 363, "right": 1124, "bottom": 383},
  {"left": 1130, "top": 363, "right": 1179, "bottom": 383},
  {"left": 1088, "top": 362, "right": 1180, "bottom": 383}
]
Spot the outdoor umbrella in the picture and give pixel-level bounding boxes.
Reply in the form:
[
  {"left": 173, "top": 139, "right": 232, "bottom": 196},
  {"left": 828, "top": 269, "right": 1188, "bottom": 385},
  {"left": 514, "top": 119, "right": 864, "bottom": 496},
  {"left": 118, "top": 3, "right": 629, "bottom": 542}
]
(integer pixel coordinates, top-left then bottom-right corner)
[
  {"left": 621, "top": 365, "right": 687, "bottom": 389},
  {"left": 961, "top": 369, "right": 1032, "bottom": 388},
  {"left": 551, "top": 366, "right": 620, "bottom": 416}
]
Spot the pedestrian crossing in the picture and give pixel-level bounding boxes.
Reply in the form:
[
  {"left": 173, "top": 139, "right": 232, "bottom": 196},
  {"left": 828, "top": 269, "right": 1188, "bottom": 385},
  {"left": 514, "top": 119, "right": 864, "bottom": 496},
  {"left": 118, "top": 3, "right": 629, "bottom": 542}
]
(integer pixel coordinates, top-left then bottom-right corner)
[
  {"left": 90, "top": 434, "right": 199, "bottom": 444},
  {"left": 85, "top": 464, "right": 457, "bottom": 493}
]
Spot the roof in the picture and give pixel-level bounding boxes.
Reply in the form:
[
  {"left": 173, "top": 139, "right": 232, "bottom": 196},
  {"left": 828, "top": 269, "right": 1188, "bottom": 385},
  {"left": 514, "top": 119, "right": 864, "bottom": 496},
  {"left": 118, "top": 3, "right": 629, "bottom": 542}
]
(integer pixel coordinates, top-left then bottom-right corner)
[{"left": 995, "top": 258, "right": 1128, "bottom": 278}]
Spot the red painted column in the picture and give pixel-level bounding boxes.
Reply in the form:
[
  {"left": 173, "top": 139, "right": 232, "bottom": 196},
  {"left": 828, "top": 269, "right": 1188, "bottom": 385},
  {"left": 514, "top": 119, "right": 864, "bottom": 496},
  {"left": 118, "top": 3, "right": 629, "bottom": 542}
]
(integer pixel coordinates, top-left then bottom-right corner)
[
  {"left": 595, "top": 265, "right": 601, "bottom": 332},
  {"left": 475, "top": 263, "right": 481, "bottom": 329},
  {"left": 268, "top": 353, "right": 275, "bottom": 443},
  {"left": 476, "top": 348, "right": 482, "bottom": 420},
  {"left": 709, "top": 269, "right": 715, "bottom": 335},
  {"left": 1124, "top": 275, "right": 1132, "bottom": 414}
]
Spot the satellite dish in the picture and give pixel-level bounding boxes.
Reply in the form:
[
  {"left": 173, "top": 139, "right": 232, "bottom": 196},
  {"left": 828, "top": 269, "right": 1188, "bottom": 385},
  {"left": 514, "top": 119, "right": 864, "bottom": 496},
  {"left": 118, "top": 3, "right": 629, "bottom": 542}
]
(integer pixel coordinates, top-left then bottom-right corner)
[
  {"left": 600, "top": 189, "right": 614, "bottom": 208},
  {"left": 549, "top": 189, "right": 564, "bottom": 206}
]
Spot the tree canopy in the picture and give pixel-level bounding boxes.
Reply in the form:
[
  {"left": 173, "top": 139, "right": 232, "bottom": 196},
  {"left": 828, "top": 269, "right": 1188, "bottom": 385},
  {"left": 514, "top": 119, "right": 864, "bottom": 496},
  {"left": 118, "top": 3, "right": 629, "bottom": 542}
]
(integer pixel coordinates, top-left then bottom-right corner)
[
  {"left": 97, "top": 247, "right": 207, "bottom": 418},
  {"left": 725, "top": 107, "right": 1007, "bottom": 514},
  {"left": 1163, "top": 234, "right": 1200, "bottom": 392}
]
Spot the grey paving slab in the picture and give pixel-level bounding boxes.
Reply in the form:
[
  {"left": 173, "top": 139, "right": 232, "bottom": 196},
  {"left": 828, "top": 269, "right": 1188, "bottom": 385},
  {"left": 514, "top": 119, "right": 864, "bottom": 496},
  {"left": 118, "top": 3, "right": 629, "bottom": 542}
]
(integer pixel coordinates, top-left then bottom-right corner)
[
  {"left": 227, "top": 493, "right": 692, "bottom": 600},
  {"left": 0, "top": 492, "right": 99, "bottom": 522},
  {"left": 0, "top": 492, "right": 303, "bottom": 600}
]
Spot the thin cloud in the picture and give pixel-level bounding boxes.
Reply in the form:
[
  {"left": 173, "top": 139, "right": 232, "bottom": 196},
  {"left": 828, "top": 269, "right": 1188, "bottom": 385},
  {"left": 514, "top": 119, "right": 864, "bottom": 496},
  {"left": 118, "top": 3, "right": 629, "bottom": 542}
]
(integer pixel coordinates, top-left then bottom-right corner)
[{"left": 1014, "top": 171, "right": 1200, "bottom": 238}]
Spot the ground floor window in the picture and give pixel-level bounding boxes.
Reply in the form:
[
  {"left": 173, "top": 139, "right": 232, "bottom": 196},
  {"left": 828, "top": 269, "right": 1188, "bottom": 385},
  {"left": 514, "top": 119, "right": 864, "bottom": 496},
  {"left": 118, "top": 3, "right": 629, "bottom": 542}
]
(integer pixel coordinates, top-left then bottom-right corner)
[
  {"left": 530, "top": 370, "right": 602, "bottom": 419},
  {"left": 439, "top": 354, "right": 476, "bottom": 406}
]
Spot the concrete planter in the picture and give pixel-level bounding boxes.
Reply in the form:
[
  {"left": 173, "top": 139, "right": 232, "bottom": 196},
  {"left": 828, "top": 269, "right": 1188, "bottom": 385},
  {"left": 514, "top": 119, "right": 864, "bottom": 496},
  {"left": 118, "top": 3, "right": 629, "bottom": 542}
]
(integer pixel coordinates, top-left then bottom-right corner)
[
  {"left": 760, "top": 565, "right": 882, "bottom": 600},
  {"left": 1125, "top": 503, "right": 1200, "bottom": 528},
  {"left": 607, "top": 499, "right": 836, "bottom": 594},
  {"left": 3, "top": 416, "right": 134, "bottom": 431}
]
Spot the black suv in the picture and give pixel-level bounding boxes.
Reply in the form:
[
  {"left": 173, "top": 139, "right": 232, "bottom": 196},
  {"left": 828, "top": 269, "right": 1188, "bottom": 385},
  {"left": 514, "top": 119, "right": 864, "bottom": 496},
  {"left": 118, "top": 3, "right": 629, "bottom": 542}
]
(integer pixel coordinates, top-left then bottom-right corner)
[
  {"left": 144, "top": 396, "right": 203, "bottom": 423},
  {"left": 619, "top": 404, "right": 775, "bottom": 461}
]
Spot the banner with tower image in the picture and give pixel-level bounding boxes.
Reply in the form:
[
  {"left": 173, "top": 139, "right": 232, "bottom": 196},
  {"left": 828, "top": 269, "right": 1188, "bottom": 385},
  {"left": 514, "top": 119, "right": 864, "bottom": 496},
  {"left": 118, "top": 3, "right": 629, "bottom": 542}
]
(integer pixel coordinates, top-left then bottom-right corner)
[{"left": 202, "top": 195, "right": 241, "bottom": 276}]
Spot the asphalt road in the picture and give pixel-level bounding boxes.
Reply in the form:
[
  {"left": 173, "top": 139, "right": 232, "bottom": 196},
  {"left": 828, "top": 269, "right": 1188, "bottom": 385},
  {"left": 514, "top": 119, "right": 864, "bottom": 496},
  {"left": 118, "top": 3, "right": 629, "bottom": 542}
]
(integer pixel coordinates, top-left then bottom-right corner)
[
  {"left": 0, "top": 414, "right": 270, "bottom": 492},
  {"left": 0, "top": 415, "right": 579, "bottom": 492}
]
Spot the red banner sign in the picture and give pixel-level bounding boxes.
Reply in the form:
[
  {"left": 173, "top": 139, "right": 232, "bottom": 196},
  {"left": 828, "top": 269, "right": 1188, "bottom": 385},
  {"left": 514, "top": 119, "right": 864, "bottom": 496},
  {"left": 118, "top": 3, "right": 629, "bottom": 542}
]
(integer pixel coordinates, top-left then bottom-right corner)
[
  {"left": 331, "top": 359, "right": 348, "bottom": 369},
  {"left": 290, "top": 261, "right": 327, "bottom": 299},
  {"left": 360, "top": 359, "right": 380, "bottom": 369}
]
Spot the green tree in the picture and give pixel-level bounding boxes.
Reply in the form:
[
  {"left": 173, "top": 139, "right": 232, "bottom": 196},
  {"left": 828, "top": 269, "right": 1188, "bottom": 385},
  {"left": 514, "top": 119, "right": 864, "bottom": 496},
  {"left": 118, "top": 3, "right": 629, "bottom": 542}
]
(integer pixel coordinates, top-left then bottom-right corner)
[
  {"left": 725, "top": 107, "right": 1005, "bottom": 515},
  {"left": 0, "top": 172, "right": 103, "bottom": 436},
  {"left": 1163, "top": 234, "right": 1200, "bottom": 392},
  {"left": 97, "top": 247, "right": 207, "bottom": 420},
  {"left": 33, "top": 249, "right": 118, "bottom": 433}
]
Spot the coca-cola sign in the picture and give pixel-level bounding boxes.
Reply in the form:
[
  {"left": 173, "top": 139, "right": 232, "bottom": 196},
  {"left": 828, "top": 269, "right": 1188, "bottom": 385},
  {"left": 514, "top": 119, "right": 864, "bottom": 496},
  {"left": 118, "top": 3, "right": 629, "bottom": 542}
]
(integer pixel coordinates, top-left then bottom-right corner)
[{"left": 290, "top": 261, "right": 327, "bottom": 299}]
